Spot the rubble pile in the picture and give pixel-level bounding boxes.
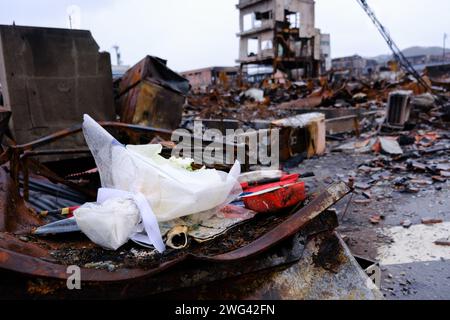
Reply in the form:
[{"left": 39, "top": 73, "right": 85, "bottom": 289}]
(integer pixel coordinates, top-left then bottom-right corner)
[
  {"left": 335, "top": 130, "right": 450, "bottom": 198},
  {"left": 0, "top": 25, "right": 449, "bottom": 300},
  {"left": 182, "top": 74, "right": 449, "bottom": 138}
]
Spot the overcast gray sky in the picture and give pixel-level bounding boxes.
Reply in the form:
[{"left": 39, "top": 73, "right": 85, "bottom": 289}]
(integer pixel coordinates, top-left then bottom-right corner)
[{"left": 1, "top": 0, "right": 449, "bottom": 71}]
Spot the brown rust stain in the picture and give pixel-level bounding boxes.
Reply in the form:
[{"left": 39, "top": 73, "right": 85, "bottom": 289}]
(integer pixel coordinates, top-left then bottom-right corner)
[
  {"left": 27, "top": 278, "right": 65, "bottom": 296},
  {"left": 0, "top": 251, "right": 8, "bottom": 263},
  {"left": 312, "top": 232, "right": 346, "bottom": 274}
]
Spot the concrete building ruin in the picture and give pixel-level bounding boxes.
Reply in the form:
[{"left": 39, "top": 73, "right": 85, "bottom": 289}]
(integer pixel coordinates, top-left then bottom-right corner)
[
  {"left": 332, "top": 55, "right": 379, "bottom": 78},
  {"left": 320, "top": 33, "right": 332, "bottom": 73},
  {"left": 180, "top": 66, "right": 240, "bottom": 92},
  {"left": 236, "top": 0, "right": 328, "bottom": 80}
]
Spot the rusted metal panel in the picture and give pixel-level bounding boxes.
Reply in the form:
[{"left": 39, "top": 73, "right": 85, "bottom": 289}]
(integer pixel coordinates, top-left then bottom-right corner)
[
  {"left": 154, "top": 232, "right": 382, "bottom": 300},
  {"left": 116, "top": 56, "right": 189, "bottom": 130},
  {"left": 118, "top": 56, "right": 189, "bottom": 95},
  {"left": 118, "top": 80, "right": 185, "bottom": 130},
  {"left": 0, "top": 25, "right": 115, "bottom": 161}
]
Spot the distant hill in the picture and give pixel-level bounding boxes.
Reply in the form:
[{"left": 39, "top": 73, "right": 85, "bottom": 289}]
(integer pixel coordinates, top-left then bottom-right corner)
[
  {"left": 402, "top": 46, "right": 445, "bottom": 57},
  {"left": 368, "top": 46, "right": 446, "bottom": 62},
  {"left": 371, "top": 53, "right": 391, "bottom": 63}
]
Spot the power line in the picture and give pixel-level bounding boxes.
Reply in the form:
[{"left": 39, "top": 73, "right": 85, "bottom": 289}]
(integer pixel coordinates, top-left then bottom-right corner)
[{"left": 356, "top": 0, "right": 432, "bottom": 92}]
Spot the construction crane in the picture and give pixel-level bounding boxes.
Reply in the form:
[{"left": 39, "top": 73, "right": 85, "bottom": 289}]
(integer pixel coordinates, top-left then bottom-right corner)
[{"left": 356, "top": 0, "right": 433, "bottom": 92}]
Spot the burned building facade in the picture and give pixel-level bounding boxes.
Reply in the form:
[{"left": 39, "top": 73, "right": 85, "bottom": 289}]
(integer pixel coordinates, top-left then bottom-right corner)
[
  {"left": 332, "top": 55, "right": 379, "bottom": 78},
  {"left": 320, "top": 33, "right": 331, "bottom": 73},
  {"left": 180, "top": 66, "right": 240, "bottom": 92},
  {"left": 236, "top": 0, "right": 326, "bottom": 81}
]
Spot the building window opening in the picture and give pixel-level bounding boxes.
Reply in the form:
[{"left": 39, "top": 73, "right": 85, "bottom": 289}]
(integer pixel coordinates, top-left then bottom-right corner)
[
  {"left": 286, "top": 11, "right": 300, "bottom": 29},
  {"left": 244, "top": 11, "right": 272, "bottom": 31},
  {"left": 243, "top": 13, "right": 261, "bottom": 31},
  {"left": 255, "top": 10, "right": 272, "bottom": 23},
  {"left": 261, "top": 40, "right": 273, "bottom": 50},
  {"left": 243, "top": 13, "right": 253, "bottom": 31},
  {"left": 248, "top": 38, "right": 259, "bottom": 56}
]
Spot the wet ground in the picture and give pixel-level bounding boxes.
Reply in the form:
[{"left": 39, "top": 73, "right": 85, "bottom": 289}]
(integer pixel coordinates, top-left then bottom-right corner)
[{"left": 297, "top": 151, "right": 450, "bottom": 300}]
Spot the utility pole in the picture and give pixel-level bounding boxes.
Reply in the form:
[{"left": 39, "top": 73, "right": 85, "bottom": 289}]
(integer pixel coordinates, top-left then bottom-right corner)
[
  {"left": 112, "top": 45, "right": 122, "bottom": 66},
  {"left": 444, "top": 33, "right": 448, "bottom": 62},
  {"left": 66, "top": 5, "right": 81, "bottom": 30}
]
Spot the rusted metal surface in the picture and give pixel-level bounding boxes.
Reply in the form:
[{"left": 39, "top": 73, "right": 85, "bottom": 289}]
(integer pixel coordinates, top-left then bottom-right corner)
[
  {"left": 0, "top": 25, "right": 115, "bottom": 163},
  {"left": 0, "top": 209, "right": 341, "bottom": 299},
  {"left": 0, "top": 167, "right": 41, "bottom": 233},
  {"left": 3, "top": 121, "right": 173, "bottom": 201},
  {"left": 0, "top": 107, "right": 11, "bottom": 141},
  {"left": 22, "top": 158, "right": 97, "bottom": 201},
  {"left": 116, "top": 56, "right": 189, "bottom": 130},
  {"left": 118, "top": 56, "right": 190, "bottom": 95},
  {"left": 0, "top": 160, "right": 351, "bottom": 293},
  {"left": 0, "top": 110, "right": 357, "bottom": 299},
  {"left": 153, "top": 232, "right": 382, "bottom": 300},
  {"left": 0, "top": 112, "right": 372, "bottom": 299},
  {"left": 208, "top": 182, "right": 351, "bottom": 261},
  {"left": 118, "top": 80, "right": 186, "bottom": 130}
]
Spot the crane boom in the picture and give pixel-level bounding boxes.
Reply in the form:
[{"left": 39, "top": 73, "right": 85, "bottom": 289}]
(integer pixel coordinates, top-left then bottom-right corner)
[{"left": 356, "top": 0, "right": 432, "bottom": 91}]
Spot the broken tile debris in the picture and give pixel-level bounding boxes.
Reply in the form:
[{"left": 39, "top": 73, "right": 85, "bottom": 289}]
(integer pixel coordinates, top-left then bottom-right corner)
[{"left": 421, "top": 218, "right": 444, "bottom": 225}]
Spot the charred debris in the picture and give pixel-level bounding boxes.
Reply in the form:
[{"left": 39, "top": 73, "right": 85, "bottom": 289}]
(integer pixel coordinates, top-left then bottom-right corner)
[{"left": 0, "top": 23, "right": 448, "bottom": 300}]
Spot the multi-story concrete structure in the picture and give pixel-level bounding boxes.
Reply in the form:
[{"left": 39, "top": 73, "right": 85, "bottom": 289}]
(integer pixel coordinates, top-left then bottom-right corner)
[
  {"left": 236, "top": 0, "right": 324, "bottom": 80},
  {"left": 180, "top": 66, "right": 240, "bottom": 92},
  {"left": 332, "top": 55, "right": 379, "bottom": 78},
  {"left": 320, "top": 33, "right": 331, "bottom": 73}
]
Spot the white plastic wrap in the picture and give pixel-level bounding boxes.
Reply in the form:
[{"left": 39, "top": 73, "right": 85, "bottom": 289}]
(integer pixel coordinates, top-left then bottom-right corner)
[
  {"left": 74, "top": 197, "right": 141, "bottom": 250},
  {"left": 82, "top": 114, "right": 241, "bottom": 221},
  {"left": 77, "top": 115, "right": 242, "bottom": 251}
]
